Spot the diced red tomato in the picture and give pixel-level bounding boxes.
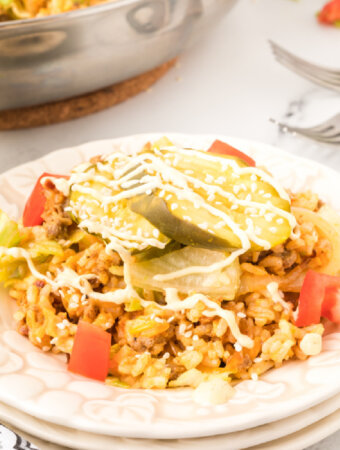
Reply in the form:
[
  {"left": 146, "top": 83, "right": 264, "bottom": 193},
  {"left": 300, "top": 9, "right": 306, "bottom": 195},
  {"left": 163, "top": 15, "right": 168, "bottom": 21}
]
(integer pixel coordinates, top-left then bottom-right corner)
[
  {"left": 295, "top": 271, "right": 326, "bottom": 327},
  {"left": 318, "top": 0, "right": 340, "bottom": 25},
  {"left": 295, "top": 270, "right": 340, "bottom": 327},
  {"left": 207, "top": 140, "right": 256, "bottom": 167},
  {"left": 68, "top": 321, "right": 111, "bottom": 382},
  {"left": 322, "top": 286, "right": 340, "bottom": 323},
  {"left": 22, "top": 173, "right": 68, "bottom": 227}
]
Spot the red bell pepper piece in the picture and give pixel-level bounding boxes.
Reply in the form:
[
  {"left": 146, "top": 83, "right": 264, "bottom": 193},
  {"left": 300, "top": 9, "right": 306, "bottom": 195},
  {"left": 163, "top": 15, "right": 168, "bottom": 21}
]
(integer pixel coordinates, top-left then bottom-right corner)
[
  {"left": 22, "top": 173, "right": 68, "bottom": 228},
  {"left": 68, "top": 321, "right": 111, "bottom": 382},
  {"left": 318, "top": 0, "right": 340, "bottom": 26},
  {"left": 207, "top": 140, "right": 256, "bottom": 167},
  {"left": 295, "top": 270, "right": 340, "bottom": 327}
]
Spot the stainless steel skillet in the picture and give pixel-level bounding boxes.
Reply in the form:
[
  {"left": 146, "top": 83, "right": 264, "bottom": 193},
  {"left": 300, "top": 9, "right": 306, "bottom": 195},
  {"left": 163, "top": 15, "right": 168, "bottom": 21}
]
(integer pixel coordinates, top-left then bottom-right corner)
[{"left": 0, "top": 0, "right": 237, "bottom": 111}]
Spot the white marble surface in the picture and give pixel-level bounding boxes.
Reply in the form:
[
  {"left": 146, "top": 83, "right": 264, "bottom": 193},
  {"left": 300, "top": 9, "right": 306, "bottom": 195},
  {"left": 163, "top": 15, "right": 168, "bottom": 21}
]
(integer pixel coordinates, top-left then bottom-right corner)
[{"left": 1, "top": 0, "right": 340, "bottom": 448}]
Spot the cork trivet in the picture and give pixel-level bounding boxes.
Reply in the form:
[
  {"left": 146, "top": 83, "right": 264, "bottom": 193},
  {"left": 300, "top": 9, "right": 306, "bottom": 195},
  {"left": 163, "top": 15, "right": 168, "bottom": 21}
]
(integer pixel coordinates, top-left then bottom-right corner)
[{"left": 0, "top": 58, "right": 176, "bottom": 131}]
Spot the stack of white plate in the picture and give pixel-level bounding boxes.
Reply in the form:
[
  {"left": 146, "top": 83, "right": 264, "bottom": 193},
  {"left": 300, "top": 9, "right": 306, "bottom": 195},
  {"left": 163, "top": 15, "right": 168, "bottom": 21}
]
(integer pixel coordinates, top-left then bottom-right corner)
[
  {"left": 1, "top": 392, "right": 340, "bottom": 449},
  {"left": 1, "top": 134, "right": 340, "bottom": 450}
]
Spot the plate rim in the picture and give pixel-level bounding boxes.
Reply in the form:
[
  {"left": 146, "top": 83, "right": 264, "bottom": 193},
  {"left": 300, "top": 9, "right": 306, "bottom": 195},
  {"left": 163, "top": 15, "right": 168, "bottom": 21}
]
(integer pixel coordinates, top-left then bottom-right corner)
[{"left": 1, "top": 388, "right": 340, "bottom": 450}]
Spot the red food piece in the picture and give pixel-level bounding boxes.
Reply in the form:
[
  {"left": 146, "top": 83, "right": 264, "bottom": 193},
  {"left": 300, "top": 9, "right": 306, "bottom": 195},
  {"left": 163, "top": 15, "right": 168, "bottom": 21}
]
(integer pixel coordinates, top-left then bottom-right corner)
[
  {"left": 295, "top": 271, "right": 326, "bottom": 327},
  {"left": 22, "top": 173, "right": 68, "bottom": 227},
  {"left": 207, "top": 140, "right": 256, "bottom": 167},
  {"left": 318, "top": 0, "right": 340, "bottom": 25},
  {"left": 322, "top": 286, "right": 340, "bottom": 323},
  {"left": 68, "top": 321, "right": 111, "bottom": 381},
  {"left": 295, "top": 270, "right": 340, "bottom": 327}
]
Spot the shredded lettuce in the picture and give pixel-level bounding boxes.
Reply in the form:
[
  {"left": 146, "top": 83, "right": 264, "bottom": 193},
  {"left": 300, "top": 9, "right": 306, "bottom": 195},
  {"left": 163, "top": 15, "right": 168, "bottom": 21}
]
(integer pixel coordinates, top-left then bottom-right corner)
[
  {"left": 0, "top": 209, "right": 67, "bottom": 283},
  {"left": 68, "top": 229, "right": 89, "bottom": 245},
  {"left": 130, "top": 246, "right": 241, "bottom": 298},
  {"left": 28, "top": 240, "right": 64, "bottom": 260},
  {"left": 0, "top": 258, "right": 27, "bottom": 284},
  {"left": 0, "top": 210, "right": 20, "bottom": 248},
  {"left": 105, "top": 377, "right": 130, "bottom": 389},
  {"left": 124, "top": 298, "right": 142, "bottom": 312}
]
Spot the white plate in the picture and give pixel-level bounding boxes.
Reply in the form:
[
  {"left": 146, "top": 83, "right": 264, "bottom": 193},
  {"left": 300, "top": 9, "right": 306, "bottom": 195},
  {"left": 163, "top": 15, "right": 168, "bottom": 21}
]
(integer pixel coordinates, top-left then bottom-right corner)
[
  {"left": 1, "top": 133, "right": 340, "bottom": 439},
  {"left": 0, "top": 391, "right": 340, "bottom": 450},
  {"left": 250, "top": 408, "right": 340, "bottom": 450}
]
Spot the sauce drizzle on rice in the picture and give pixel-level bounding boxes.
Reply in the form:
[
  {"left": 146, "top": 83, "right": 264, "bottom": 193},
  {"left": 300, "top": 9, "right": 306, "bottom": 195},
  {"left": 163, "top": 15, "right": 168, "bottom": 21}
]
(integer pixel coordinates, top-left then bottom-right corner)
[
  {"left": 36, "top": 142, "right": 296, "bottom": 347},
  {"left": 0, "top": 137, "right": 332, "bottom": 397}
]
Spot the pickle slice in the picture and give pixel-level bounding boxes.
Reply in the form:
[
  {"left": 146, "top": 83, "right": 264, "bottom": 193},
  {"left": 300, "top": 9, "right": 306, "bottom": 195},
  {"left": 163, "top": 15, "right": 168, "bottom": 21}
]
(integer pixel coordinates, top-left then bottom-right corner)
[
  {"left": 70, "top": 137, "right": 293, "bottom": 253},
  {"left": 69, "top": 165, "right": 170, "bottom": 251},
  {"left": 130, "top": 194, "right": 240, "bottom": 250},
  {"left": 132, "top": 240, "right": 182, "bottom": 262},
  {"left": 157, "top": 148, "right": 290, "bottom": 211},
  {"left": 130, "top": 191, "right": 291, "bottom": 251},
  {"left": 151, "top": 137, "right": 249, "bottom": 169},
  {"left": 149, "top": 145, "right": 292, "bottom": 250}
]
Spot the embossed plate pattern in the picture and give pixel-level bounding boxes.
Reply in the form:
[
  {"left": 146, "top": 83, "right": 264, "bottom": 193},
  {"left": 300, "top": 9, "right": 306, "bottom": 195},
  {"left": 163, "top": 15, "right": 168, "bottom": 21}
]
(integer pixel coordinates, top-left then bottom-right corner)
[
  {"left": 2, "top": 388, "right": 340, "bottom": 449},
  {"left": 0, "top": 134, "right": 340, "bottom": 439}
]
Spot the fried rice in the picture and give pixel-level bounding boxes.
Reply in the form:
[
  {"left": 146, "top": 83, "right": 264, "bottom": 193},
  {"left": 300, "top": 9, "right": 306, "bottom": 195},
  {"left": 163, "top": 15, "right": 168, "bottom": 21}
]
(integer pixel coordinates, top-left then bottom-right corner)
[{"left": 1, "top": 137, "right": 339, "bottom": 402}]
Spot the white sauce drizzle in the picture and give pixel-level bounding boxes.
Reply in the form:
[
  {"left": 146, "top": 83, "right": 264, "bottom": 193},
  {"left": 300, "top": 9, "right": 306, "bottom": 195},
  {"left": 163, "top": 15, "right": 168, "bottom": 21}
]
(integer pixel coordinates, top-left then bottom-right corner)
[
  {"left": 40, "top": 177, "right": 70, "bottom": 197},
  {"left": 267, "top": 282, "right": 291, "bottom": 312},
  {"left": 164, "top": 289, "right": 253, "bottom": 348},
  {"left": 15, "top": 141, "right": 298, "bottom": 348},
  {"left": 1, "top": 247, "right": 253, "bottom": 348},
  {"left": 65, "top": 144, "right": 296, "bottom": 254}
]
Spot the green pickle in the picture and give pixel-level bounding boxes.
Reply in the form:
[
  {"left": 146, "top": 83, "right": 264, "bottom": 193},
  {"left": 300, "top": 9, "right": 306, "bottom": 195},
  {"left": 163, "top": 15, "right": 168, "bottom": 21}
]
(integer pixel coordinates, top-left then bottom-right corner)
[
  {"left": 70, "top": 138, "right": 292, "bottom": 252},
  {"left": 134, "top": 143, "right": 292, "bottom": 250},
  {"left": 69, "top": 165, "right": 170, "bottom": 251}
]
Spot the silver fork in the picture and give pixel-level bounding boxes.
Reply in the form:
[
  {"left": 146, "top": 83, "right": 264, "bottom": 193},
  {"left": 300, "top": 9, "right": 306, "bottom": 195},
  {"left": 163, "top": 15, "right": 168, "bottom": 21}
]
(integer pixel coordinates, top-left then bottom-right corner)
[
  {"left": 270, "top": 112, "right": 340, "bottom": 144},
  {"left": 269, "top": 40, "right": 340, "bottom": 93}
]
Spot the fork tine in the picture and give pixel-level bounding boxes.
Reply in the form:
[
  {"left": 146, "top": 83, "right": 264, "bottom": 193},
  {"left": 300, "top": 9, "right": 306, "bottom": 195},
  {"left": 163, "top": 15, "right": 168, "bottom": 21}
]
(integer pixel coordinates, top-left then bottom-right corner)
[
  {"left": 270, "top": 119, "right": 317, "bottom": 137},
  {"left": 321, "top": 132, "right": 340, "bottom": 140},
  {"left": 300, "top": 129, "right": 340, "bottom": 142},
  {"left": 280, "top": 114, "right": 340, "bottom": 134},
  {"left": 269, "top": 41, "right": 340, "bottom": 92},
  {"left": 273, "top": 50, "right": 340, "bottom": 86},
  {"left": 270, "top": 41, "right": 340, "bottom": 81},
  {"left": 312, "top": 135, "right": 340, "bottom": 144},
  {"left": 270, "top": 41, "right": 340, "bottom": 77},
  {"left": 270, "top": 118, "right": 340, "bottom": 145},
  {"left": 307, "top": 115, "right": 340, "bottom": 133},
  {"left": 271, "top": 53, "right": 340, "bottom": 93},
  {"left": 272, "top": 121, "right": 336, "bottom": 138},
  {"left": 307, "top": 125, "right": 334, "bottom": 135},
  {"left": 287, "top": 128, "right": 340, "bottom": 144}
]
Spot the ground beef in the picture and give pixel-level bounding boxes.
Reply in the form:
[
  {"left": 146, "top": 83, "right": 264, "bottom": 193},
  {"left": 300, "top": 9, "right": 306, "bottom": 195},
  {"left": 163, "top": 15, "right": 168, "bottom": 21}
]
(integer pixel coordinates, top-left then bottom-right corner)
[
  {"left": 168, "top": 362, "right": 186, "bottom": 381},
  {"left": 126, "top": 325, "right": 175, "bottom": 356},
  {"left": 41, "top": 179, "right": 72, "bottom": 239}
]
